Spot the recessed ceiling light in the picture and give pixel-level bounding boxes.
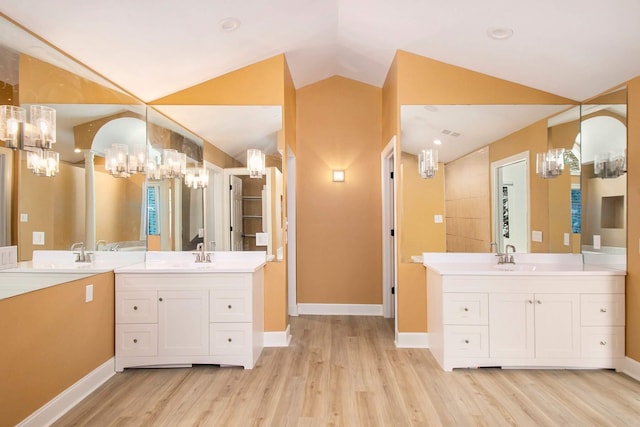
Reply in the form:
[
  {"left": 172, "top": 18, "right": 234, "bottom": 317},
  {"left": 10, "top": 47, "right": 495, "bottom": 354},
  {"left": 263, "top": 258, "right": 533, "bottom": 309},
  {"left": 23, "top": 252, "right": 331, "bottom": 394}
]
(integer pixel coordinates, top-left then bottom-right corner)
[
  {"left": 487, "top": 27, "right": 514, "bottom": 40},
  {"left": 433, "top": 139, "right": 442, "bottom": 145},
  {"left": 219, "top": 17, "right": 241, "bottom": 32}
]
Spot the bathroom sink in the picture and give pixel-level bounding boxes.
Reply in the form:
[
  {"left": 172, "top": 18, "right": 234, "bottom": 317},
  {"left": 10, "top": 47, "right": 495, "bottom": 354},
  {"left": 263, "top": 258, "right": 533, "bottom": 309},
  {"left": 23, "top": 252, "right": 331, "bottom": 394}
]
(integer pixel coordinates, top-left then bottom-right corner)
[{"left": 492, "top": 263, "right": 537, "bottom": 272}]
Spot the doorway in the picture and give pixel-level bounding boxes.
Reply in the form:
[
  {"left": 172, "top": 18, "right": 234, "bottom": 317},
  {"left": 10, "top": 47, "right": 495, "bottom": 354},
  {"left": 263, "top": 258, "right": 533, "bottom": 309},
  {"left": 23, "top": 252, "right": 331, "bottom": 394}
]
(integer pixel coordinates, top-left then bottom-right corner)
[
  {"left": 382, "top": 137, "right": 397, "bottom": 338},
  {"left": 491, "top": 151, "right": 530, "bottom": 253}
]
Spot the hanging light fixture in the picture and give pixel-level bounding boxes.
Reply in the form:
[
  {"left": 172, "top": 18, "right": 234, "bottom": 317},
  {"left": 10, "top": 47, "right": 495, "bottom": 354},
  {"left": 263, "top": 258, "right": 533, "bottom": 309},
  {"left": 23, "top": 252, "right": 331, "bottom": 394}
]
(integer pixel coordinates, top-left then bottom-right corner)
[
  {"left": 418, "top": 148, "right": 438, "bottom": 179},
  {"left": 185, "top": 166, "right": 209, "bottom": 189},
  {"left": 594, "top": 150, "right": 626, "bottom": 179},
  {"left": 247, "top": 148, "right": 265, "bottom": 178},
  {"left": 536, "top": 148, "right": 565, "bottom": 179},
  {"left": 0, "top": 105, "right": 26, "bottom": 149}
]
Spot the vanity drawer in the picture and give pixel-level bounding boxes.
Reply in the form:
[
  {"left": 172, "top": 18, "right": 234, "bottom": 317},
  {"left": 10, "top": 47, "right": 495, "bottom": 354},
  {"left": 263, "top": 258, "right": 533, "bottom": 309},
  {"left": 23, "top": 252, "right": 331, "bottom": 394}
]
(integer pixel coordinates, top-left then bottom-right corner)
[
  {"left": 581, "top": 294, "right": 625, "bottom": 326},
  {"left": 210, "top": 322, "right": 253, "bottom": 355},
  {"left": 210, "top": 289, "right": 251, "bottom": 322},
  {"left": 116, "top": 324, "right": 158, "bottom": 357},
  {"left": 581, "top": 327, "right": 625, "bottom": 358},
  {"left": 443, "top": 293, "right": 488, "bottom": 325},
  {"left": 444, "top": 325, "right": 489, "bottom": 358},
  {"left": 116, "top": 291, "right": 158, "bottom": 324}
]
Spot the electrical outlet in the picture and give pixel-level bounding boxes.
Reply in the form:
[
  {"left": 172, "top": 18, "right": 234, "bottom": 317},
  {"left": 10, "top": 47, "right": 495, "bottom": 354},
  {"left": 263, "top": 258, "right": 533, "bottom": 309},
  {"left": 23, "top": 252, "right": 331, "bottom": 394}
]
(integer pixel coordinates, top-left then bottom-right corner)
[
  {"left": 532, "top": 230, "right": 543, "bottom": 242},
  {"left": 20, "top": 213, "right": 28, "bottom": 222},
  {"left": 85, "top": 284, "right": 93, "bottom": 303},
  {"left": 32, "top": 231, "right": 45, "bottom": 245},
  {"left": 563, "top": 233, "right": 570, "bottom": 246},
  {"left": 593, "top": 235, "right": 601, "bottom": 249},
  {"left": 434, "top": 214, "right": 443, "bottom": 223}
]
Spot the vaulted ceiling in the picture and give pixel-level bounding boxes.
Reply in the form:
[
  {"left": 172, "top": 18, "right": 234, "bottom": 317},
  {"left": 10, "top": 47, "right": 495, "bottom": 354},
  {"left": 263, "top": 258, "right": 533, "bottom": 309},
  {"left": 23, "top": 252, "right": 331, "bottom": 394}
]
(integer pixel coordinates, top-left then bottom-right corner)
[{"left": 2, "top": 0, "right": 640, "bottom": 102}]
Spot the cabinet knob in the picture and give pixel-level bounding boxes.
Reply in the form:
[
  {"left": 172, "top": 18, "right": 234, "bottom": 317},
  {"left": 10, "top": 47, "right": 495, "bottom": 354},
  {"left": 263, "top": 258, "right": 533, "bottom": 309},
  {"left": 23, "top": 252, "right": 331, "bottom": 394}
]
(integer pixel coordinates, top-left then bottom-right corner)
[
  {"left": 528, "top": 300, "right": 533, "bottom": 304},
  {"left": 133, "top": 306, "right": 138, "bottom": 311},
  {"left": 228, "top": 304, "right": 232, "bottom": 309},
  {"left": 133, "top": 339, "right": 138, "bottom": 344},
  {"left": 463, "top": 307, "right": 469, "bottom": 312},
  {"left": 464, "top": 339, "right": 469, "bottom": 344},
  {"left": 600, "top": 341, "right": 607, "bottom": 346},
  {"left": 228, "top": 338, "right": 232, "bottom": 343},
  {"left": 536, "top": 300, "right": 542, "bottom": 305},
  {"left": 600, "top": 308, "right": 607, "bottom": 313},
  {"left": 159, "top": 298, "right": 163, "bottom": 302}
]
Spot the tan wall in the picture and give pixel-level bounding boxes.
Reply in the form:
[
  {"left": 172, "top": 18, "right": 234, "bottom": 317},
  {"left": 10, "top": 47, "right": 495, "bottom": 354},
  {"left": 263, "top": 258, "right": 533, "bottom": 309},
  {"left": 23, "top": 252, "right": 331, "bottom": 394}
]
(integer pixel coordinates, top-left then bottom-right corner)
[
  {"left": 444, "top": 148, "right": 491, "bottom": 252},
  {"left": 399, "top": 152, "right": 446, "bottom": 261},
  {"left": 582, "top": 170, "right": 627, "bottom": 248},
  {"left": 53, "top": 163, "right": 85, "bottom": 250},
  {"left": 95, "top": 170, "right": 144, "bottom": 244},
  {"left": 626, "top": 76, "right": 640, "bottom": 362},
  {"left": 296, "top": 76, "right": 382, "bottom": 304},
  {"left": 0, "top": 272, "right": 115, "bottom": 426}
]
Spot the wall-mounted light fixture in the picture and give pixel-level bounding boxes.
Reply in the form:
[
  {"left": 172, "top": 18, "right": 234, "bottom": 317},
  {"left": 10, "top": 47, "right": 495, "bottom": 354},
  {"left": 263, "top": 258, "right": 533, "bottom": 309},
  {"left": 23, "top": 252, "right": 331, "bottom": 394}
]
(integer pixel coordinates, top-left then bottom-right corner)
[
  {"left": 147, "top": 148, "right": 187, "bottom": 181},
  {"left": 185, "top": 166, "right": 209, "bottom": 189},
  {"left": 594, "top": 150, "right": 626, "bottom": 179},
  {"left": 1, "top": 104, "right": 60, "bottom": 177},
  {"left": 418, "top": 148, "right": 438, "bottom": 179},
  {"left": 332, "top": 170, "right": 345, "bottom": 182},
  {"left": 536, "top": 148, "right": 565, "bottom": 179},
  {"left": 247, "top": 148, "right": 265, "bottom": 178},
  {"left": 104, "top": 143, "right": 147, "bottom": 178}
]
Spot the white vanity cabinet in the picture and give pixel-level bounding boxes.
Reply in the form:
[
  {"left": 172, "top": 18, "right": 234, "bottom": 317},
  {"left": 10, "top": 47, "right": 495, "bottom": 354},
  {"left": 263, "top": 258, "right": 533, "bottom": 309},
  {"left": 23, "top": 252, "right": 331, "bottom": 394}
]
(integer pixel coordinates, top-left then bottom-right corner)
[
  {"left": 115, "top": 269, "right": 264, "bottom": 372},
  {"left": 427, "top": 269, "right": 625, "bottom": 372}
]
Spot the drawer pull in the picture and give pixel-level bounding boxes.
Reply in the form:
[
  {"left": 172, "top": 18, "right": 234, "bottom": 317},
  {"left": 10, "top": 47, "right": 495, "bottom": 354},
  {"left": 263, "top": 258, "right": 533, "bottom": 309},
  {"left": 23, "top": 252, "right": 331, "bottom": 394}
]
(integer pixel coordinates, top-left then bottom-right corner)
[
  {"left": 463, "top": 307, "right": 469, "bottom": 312},
  {"left": 536, "top": 300, "right": 542, "bottom": 305},
  {"left": 133, "top": 339, "right": 138, "bottom": 344},
  {"left": 528, "top": 300, "right": 533, "bottom": 304},
  {"left": 600, "top": 308, "right": 607, "bottom": 313},
  {"left": 600, "top": 341, "right": 607, "bottom": 346},
  {"left": 228, "top": 304, "right": 232, "bottom": 309},
  {"left": 464, "top": 339, "right": 469, "bottom": 344},
  {"left": 228, "top": 338, "right": 232, "bottom": 343},
  {"left": 159, "top": 298, "right": 163, "bottom": 302},
  {"left": 133, "top": 306, "right": 138, "bottom": 311}
]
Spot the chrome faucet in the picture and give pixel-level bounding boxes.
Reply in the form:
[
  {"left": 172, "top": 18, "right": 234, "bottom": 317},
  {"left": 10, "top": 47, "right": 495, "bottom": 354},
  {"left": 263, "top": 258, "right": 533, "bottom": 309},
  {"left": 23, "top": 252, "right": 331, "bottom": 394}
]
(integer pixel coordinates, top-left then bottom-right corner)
[
  {"left": 96, "top": 240, "right": 107, "bottom": 251},
  {"left": 501, "top": 244, "right": 516, "bottom": 264},
  {"left": 193, "top": 242, "right": 212, "bottom": 263},
  {"left": 70, "top": 242, "right": 92, "bottom": 263}
]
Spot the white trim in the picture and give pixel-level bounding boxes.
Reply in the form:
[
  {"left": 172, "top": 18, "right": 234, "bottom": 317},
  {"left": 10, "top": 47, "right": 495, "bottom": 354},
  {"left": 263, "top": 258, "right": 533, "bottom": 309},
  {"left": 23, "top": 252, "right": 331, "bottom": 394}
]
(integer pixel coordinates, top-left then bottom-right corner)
[
  {"left": 264, "top": 324, "right": 292, "bottom": 347},
  {"left": 623, "top": 357, "right": 640, "bottom": 382},
  {"left": 18, "top": 358, "right": 115, "bottom": 427},
  {"left": 297, "top": 303, "right": 383, "bottom": 316},
  {"left": 395, "top": 332, "right": 429, "bottom": 348},
  {"left": 287, "top": 146, "right": 298, "bottom": 316},
  {"left": 381, "top": 137, "right": 396, "bottom": 321}
]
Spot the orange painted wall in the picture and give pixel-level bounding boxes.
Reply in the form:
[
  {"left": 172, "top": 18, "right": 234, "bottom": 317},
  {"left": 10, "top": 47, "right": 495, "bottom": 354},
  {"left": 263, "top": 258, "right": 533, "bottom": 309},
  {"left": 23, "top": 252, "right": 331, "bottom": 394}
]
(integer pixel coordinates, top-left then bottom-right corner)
[
  {"left": 0, "top": 272, "right": 115, "bottom": 426},
  {"left": 626, "top": 76, "right": 640, "bottom": 362},
  {"left": 296, "top": 76, "right": 382, "bottom": 305}
]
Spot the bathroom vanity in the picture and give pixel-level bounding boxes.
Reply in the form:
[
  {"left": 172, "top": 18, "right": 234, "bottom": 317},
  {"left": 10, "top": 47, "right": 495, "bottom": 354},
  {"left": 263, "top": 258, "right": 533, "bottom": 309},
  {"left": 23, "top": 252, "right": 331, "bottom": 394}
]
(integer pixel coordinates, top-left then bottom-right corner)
[
  {"left": 424, "top": 253, "right": 626, "bottom": 372},
  {"left": 113, "top": 252, "right": 265, "bottom": 371}
]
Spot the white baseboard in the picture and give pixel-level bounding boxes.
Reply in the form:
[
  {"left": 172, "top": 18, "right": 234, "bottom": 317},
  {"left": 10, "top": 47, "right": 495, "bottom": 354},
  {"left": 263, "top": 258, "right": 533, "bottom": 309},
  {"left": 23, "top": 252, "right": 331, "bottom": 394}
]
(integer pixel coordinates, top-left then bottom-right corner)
[
  {"left": 623, "top": 356, "right": 640, "bottom": 382},
  {"left": 264, "top": 324, "right": 292, "bottom": 347},
  {"left": 395, "top": 332, "right": 429, "bottom": 348},
  {"left": 297, "top": 303, "right": 383, "bottom": 316},
  {"left": 18, "top": 358, "right": 115, "bottom": 427}
]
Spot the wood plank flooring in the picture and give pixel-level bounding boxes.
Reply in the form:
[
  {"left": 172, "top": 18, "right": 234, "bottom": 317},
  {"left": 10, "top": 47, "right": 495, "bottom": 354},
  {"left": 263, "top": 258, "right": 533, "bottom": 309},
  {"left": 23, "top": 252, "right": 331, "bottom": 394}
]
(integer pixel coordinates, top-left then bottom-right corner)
[{"left": 54, "top": 316, "right": 640, "bottom": 426}]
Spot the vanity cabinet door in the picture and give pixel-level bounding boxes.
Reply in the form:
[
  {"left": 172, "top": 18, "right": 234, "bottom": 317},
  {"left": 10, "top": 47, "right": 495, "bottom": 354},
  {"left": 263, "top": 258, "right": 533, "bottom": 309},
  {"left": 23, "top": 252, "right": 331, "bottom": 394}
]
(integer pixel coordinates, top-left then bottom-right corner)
[
  {"left": 534, "top": 293, "right": 580, "bottom": 359},
  {"left": 489, "top": 293, "right": 535, "bottom": 359},
  {"left": 158, "top": 290, "right": 209, "bottom": 356}
]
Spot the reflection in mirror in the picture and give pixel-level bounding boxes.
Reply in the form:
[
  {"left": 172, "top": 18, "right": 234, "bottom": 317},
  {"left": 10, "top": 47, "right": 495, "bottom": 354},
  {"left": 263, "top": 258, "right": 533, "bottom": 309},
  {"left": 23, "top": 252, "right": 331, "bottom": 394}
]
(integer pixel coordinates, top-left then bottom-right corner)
[
  {"left": 580, "top": 88, "right": 627, "bottom": 267},
  {"left": 400, "top": 104, "right": 571, "bottom": 257}
]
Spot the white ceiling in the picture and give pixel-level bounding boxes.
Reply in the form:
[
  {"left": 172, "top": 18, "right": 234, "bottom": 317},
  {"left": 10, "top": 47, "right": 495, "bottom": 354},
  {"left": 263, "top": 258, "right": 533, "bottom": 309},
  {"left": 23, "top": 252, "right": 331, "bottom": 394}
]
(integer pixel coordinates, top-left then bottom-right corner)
[
  {"left": 1, "top": 1, "right": 639, "bottom": 163},
  {"left": 2, "top": 0, "right": 640, "bottom": 102}
]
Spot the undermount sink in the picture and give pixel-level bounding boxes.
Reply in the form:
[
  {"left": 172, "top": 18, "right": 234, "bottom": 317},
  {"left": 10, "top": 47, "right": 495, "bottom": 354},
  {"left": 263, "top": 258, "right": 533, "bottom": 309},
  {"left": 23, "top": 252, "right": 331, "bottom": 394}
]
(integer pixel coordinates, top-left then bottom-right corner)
[{"left": 492, "top": 263, "right": 537, "bottom": 271}]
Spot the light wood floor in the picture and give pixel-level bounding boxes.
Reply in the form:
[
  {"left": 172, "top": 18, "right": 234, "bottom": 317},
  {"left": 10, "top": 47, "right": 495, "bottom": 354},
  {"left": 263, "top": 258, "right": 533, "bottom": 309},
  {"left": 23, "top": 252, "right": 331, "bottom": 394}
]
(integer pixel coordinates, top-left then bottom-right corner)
[{"left": 55, "top": 316, "right": 640, "bottom": 426}]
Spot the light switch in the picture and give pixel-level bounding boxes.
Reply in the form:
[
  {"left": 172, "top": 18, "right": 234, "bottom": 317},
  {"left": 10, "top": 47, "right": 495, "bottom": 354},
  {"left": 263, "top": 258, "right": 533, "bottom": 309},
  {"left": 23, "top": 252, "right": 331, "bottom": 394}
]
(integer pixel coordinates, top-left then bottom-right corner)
[
  {"left": 20, "top": 213, "right": 28, "bottom": 223},
  {"left": 32, "top": 231, "right": 45, "bottom": 245},
  {"left": 593, "top": 235, "right": 601, "bottom": 249},
  {"left": 434, "top": 214, "right": 443, "bottom": 223},
  {"left": 85, "top": 284, "right": 93, "bottom": 303},
  {"left": 532, "top": 230, "right": 543, "bottom": 243},
  {"left": 563, "top": 233, "right": 570, "bottom": 246},
  {"left": 198, "top": 228, "right": 204, "bottom": 238}
]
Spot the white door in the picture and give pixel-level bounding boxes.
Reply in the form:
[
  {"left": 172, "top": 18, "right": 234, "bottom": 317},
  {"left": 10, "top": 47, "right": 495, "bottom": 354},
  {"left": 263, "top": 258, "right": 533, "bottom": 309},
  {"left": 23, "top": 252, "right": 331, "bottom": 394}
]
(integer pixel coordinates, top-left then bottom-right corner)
[
  {"left": 534, "top": 293, "right": 581, "bottom": 358},
  {"left": 158, "top": 290, "right": 209, "bottom": 356},
  {"left": 489, "top": 293, "right": 535, "bottom": 358},
  {"left": 230, "top": 176, "right": 243, "bottom": 251}
]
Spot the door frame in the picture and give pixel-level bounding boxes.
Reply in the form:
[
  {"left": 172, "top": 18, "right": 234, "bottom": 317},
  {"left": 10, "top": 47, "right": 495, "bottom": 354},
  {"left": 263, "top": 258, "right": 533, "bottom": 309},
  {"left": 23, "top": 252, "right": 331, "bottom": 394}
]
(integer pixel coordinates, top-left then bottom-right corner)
[
  {"left": 381, "top": 137, "right": 397, "bottom": 330},
  {"left": 204, "top": 161, "right": 224, "bottom": 251}
]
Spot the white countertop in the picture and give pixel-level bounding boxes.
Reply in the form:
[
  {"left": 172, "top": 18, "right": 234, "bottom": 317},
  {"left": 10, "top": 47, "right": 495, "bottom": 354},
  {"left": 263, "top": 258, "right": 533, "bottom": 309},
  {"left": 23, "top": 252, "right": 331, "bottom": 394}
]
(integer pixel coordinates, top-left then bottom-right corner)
[
  {"left": 114, "top": 251, "right": 267, "bottom": 274},
  {"left": 423, "top": 252, "right": 626, "bottom": 276}
]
